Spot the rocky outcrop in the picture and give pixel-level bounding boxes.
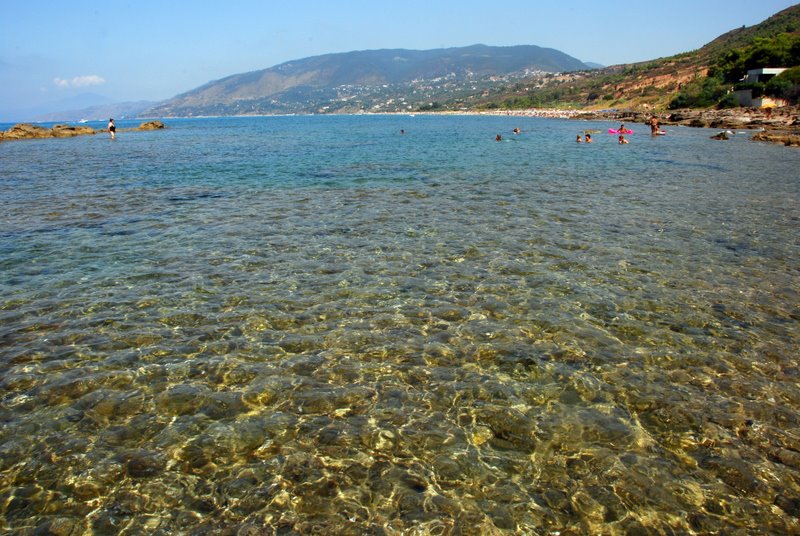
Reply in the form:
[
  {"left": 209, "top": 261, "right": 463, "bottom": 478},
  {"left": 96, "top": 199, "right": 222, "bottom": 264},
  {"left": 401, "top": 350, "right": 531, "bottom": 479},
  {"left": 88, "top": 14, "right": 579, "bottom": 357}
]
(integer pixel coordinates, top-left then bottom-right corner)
[
  {"left": 582, "top": 106, "right": 800, "bottom": 147},
  {"left": 0, "top": 123, "right": 53, "bottom": 140},
  {"left": 135, "top": 121, "right": 165, "bottom": 130},
  {"left": 0, "top": 123, "right": 98, "bottom": 141},
  {"left": 0, "top": 123, "right": 97, "bottom": 140},
  {"left": 51, "top": 124, "right": 98, "bottom": 137},
  {"left": 585, "top": 106, "right": 799, "bottom": 130},
  {"left": 664, "top": 109, "right": 777, "bottom": 130},
  {"left": 0, "top": 121, "right": 166, "bottom": 141},
  {"left": 752, "top": 131, "right": 800, "bottom": 146}
]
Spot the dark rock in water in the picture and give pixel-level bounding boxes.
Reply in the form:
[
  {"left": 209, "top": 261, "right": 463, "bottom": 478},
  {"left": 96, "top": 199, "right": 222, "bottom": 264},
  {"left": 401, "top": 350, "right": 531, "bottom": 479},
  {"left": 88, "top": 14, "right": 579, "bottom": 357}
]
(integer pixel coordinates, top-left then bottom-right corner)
[
  {"left": 111, "top": 490, "right": 148, "bottom": 515},
  {"left": 700, "top": 456, "right": 764, "bottom": 494},
  {"left": 122, "top": 449, "right": 165, "bottom": 478},
  {"left": 477, "top": 406, "right": 536, "bottom": 451},
  {"left": 775, "top": 494, "right": 800, "bottom": 516},
  {"left": 156, "top": 384, "right": 209, "bottom": 415},
  {"left": 710, "top": 131, "right": 730, "bottom": 140},
  {"left": 200, "top": 391, "right": 247, "bottom": 420},
  {"left": 33, "top": 516, "right": 86, "bottom": 536},
  {"left": 236, "top": 524, "right": 269, "bottom": 536}
]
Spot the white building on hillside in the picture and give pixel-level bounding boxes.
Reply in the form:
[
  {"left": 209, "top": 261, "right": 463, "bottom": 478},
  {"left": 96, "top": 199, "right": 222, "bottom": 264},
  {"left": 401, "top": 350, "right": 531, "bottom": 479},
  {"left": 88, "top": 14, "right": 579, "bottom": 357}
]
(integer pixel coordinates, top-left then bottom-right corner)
[{"left": 735, "top": 67, "right": 789, "bottom": 107}]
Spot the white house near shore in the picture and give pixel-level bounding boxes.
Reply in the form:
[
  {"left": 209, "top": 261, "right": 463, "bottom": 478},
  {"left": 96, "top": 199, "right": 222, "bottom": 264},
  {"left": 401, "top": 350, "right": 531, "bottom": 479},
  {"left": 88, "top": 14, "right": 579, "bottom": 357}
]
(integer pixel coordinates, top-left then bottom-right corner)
[
  {"left": 735, "top": 68, "right": 789, "bottom": 107},
  {"left": 744, "top": 68, "right": 788, "bottom": 83}
]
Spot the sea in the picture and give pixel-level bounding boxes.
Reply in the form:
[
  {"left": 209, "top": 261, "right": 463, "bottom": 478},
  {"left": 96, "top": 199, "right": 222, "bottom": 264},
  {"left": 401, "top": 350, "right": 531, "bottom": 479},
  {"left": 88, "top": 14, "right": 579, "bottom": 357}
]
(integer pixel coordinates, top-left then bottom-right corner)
[{"left": 1, "top": 114, "right": 799, "bottom": 535}]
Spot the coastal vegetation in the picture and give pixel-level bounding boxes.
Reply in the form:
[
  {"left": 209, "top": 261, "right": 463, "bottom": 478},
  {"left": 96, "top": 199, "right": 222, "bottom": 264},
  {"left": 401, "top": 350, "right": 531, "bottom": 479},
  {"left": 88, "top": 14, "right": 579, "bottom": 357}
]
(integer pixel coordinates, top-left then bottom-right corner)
[
  {"left": 475, "top": 4, "right": 800, "bottom": 112},
  {"left": 669, "top": 32, "right": 800, "bottom": 108}
]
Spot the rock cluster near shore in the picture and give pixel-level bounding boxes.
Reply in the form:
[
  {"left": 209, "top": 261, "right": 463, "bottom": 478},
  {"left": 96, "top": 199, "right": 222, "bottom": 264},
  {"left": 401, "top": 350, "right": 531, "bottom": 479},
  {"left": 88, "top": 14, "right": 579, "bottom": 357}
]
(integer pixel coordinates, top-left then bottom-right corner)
[
  {"left": 0, "top": 120, "right": 166, "bottom": 142},
  {"left": 661, "top": 108, "right": 799, "bottom": 146},
  {"left": 583, "top": 105, "right": 800, "bottom": 131},
  {"left": 2, "top": 110, "right": 797, "bottom": 147},
  {"left": 134, "top": 121, "right": 165, "bottom": 131},
  {"left": 520, "top": 105, "right": 799, "bottom": 146},
  {"left": 751, "top": 131, "right": 800, "bottom": 147},
  {"left": 0, "top": 123, "right": 97, "bottom": 140}
]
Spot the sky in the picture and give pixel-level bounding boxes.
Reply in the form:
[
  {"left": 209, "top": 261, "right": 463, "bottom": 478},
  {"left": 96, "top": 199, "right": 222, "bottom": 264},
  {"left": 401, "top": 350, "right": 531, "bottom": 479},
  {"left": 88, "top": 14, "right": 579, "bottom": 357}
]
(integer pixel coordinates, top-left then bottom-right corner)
[{"left": 1, "top": 0, "right": 797, "bottom": 117}]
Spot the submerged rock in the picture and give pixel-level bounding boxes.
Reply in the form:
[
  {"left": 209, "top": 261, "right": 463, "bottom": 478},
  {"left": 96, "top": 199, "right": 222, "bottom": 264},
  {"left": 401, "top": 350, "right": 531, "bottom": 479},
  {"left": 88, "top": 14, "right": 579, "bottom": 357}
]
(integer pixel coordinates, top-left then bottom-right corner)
[
  {"left": 120, "top": 449, "right": 166, "bottom": 478},
  {"left": 156, "top": 384, "right": 209, "bottom": 415},
  {"left": 34, "top": 516, "right": 87, "bottom": 536}
]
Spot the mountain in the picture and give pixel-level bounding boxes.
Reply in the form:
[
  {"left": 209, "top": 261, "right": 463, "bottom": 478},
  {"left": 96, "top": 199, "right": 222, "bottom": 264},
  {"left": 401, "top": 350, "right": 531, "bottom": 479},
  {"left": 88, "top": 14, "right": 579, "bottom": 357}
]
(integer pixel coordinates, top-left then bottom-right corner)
[
  {"left": 47, "top": 92, "right": 115, "bottom": 110},
  {"left": 473, "top": 4, "right": 800, "bottom": 111},
  {"left": 32, "top": 101, "right": 156, "bottom": 122},
  {"left": 0, "top": 93, "right": 115, "bottom": 122},
  {"left": 144, "top": 44, "right": 591, "bottom": 117},
  {"left": 0, "top": 93, "right": 157, "bottom": 123}
]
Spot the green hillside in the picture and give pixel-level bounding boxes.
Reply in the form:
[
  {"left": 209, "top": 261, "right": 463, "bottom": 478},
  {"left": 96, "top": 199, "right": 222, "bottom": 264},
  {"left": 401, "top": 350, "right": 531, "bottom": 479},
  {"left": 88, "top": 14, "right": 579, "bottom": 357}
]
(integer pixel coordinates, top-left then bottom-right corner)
[{"left": 472, "top": 4, "right": 800, "bottom": 112}]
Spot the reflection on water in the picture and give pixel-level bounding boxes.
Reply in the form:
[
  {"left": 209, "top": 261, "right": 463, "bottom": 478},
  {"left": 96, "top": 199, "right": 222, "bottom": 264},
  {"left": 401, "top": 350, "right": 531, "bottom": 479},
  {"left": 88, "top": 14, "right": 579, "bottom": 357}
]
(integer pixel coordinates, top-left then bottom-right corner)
[{"left": 1, "top": 115, "right": 799, "bottom": 534}]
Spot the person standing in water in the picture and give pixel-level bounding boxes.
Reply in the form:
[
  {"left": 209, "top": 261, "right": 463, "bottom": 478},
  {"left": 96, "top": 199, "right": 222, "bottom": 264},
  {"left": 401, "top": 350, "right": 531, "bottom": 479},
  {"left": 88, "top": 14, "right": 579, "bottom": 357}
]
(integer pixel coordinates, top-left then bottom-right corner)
[
  {"left": 108, "top": 118, "right": 116, "bottom": 140},
  {"left": 649, "top": 116, "right": 658, "bottom": 134}
]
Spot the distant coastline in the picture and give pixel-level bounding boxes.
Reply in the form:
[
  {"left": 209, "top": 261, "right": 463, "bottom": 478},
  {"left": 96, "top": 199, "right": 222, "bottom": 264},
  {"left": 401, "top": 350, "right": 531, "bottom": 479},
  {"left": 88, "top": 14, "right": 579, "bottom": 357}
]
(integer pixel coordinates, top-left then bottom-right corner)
[{"left": 3, "top": 109, "right": 797, "bottom": 146}]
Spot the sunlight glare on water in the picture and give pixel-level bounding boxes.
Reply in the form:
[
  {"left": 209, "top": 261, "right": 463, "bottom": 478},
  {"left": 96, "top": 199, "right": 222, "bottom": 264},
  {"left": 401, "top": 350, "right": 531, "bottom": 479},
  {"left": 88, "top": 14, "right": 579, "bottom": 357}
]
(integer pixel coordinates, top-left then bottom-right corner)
[{"left": 1, "top": 115, "right": 799, "bottom": 534}]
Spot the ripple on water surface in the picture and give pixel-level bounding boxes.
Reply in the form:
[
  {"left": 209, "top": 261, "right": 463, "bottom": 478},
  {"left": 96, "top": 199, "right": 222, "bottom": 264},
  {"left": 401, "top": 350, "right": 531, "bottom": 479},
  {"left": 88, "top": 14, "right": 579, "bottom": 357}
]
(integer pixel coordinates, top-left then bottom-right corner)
[{"left": 1, "top": 115, "right": 799, "bottom": 534}]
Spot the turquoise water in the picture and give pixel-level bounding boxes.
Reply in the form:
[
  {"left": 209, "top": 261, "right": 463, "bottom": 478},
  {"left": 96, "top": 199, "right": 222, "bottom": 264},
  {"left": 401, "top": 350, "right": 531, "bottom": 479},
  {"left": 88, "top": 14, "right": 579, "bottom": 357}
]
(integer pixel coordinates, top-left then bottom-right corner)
[{"left": 1, "top": 115, "right": 799, "bottom": 534}]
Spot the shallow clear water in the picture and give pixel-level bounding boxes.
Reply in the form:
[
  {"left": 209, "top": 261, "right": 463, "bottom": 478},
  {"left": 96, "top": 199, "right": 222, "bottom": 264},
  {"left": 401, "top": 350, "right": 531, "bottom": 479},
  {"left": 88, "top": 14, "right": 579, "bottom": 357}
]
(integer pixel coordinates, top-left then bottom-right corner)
[{"left": 1, "top": 115, "right": 799, "bottom": 534}]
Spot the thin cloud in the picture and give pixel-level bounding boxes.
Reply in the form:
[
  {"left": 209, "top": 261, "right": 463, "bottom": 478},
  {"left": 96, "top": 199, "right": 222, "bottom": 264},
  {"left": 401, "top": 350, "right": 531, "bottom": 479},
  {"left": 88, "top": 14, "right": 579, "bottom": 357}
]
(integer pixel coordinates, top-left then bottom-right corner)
[{"left": 53, "top": 75, "right": 106, "bottom": 88}]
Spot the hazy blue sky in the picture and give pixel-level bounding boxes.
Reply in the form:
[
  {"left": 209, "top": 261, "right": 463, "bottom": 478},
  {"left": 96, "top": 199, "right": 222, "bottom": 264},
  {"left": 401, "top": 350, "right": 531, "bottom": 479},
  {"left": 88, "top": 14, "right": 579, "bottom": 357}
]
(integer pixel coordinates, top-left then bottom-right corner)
[{"left": 1, "top": 0, "right": 797, "bottom": 114}]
